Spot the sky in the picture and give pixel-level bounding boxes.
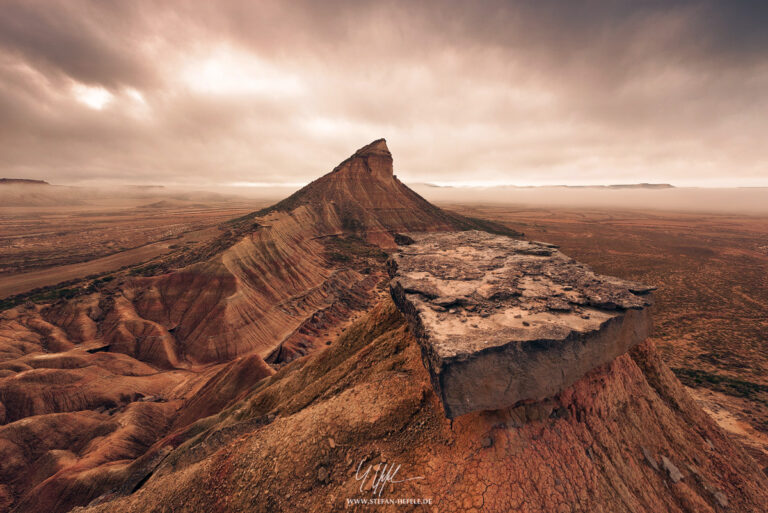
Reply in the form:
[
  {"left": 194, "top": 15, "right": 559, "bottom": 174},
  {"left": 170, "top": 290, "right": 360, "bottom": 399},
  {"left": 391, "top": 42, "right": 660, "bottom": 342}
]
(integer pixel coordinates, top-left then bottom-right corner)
[{"left": 1, "top": 1, "right": 767, "bottom": 187}]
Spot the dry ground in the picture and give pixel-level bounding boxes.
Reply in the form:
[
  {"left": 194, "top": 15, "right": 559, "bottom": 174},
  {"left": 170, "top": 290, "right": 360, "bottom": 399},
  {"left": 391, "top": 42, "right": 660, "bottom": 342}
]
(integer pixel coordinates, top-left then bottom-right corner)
[
  {"left": 445, "top": 204, "right": 768, "bottom": 467},
  {"left": 0, "top": 195, "right": 272, "bottom": 298}
]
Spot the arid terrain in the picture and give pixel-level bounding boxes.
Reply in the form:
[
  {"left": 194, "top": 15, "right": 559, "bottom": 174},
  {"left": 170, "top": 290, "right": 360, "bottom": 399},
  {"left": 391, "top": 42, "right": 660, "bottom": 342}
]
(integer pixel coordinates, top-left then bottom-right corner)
[
  {"left": 3, "top": 0, "right": 767, "bottom": 510},
  {"left": 0, "top": 188, "right": 271, "bottom": 303},
  {"left": 0, "top": 189, "right": 269, "bottom": 275},
  {"left": 0, "top": 141, "right": 765, "bottom": 512},
  {"left": 443, "top": 204, "right": 768, "bottom": 467}
]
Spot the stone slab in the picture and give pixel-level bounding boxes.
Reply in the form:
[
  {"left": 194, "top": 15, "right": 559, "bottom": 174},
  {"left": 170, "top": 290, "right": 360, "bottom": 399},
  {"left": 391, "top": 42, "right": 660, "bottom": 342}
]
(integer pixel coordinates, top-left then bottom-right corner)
[{"left": 387, "top": 230, "right": 655, "bottom": 419}]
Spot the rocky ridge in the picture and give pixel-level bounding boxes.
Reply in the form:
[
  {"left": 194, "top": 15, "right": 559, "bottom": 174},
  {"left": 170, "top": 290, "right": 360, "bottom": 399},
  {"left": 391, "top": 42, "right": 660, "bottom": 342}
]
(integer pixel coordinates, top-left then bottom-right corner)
[{"left": 0, "top": 140, "right": 520, "bottom": 512}]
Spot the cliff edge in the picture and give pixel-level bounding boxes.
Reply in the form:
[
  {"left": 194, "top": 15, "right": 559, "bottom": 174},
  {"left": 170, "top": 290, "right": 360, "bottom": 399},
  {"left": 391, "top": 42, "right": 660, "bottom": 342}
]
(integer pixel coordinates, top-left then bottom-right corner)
[{"left": 388, "top": 231, "right": 654, "bottom": 418}]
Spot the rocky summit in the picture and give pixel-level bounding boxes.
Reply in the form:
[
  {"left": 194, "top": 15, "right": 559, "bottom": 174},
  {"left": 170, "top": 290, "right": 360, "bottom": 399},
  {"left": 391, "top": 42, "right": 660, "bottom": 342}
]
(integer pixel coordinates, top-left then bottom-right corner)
[{"left": 388, "top": 231, "right": 656, "bottom": 418}]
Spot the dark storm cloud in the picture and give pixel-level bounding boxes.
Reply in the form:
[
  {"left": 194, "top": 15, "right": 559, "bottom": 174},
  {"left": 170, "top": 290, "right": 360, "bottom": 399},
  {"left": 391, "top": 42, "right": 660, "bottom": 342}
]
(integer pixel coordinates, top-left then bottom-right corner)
[
  {"left": 0, "top": 0, "right": 766, "bottom": 186},
  {"left": 0, "top": 1, "right": 157, "bottom": 88}
]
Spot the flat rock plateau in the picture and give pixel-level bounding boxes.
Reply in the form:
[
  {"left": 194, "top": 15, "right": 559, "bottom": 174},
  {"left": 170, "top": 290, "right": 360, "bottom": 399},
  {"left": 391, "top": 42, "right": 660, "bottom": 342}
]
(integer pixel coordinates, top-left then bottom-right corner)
[
  {"left": 388, "top": 231, "right": 654, "bottom": 418},
  {"left": 0, "top": 140, "right": 764, "bottom": 512}
]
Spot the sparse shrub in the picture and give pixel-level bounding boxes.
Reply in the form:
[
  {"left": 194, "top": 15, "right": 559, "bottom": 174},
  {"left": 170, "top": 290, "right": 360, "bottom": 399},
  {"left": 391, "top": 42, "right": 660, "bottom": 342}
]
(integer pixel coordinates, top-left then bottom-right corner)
[{"left": 673, "top": 367, "right": 768, "bottom": 403}]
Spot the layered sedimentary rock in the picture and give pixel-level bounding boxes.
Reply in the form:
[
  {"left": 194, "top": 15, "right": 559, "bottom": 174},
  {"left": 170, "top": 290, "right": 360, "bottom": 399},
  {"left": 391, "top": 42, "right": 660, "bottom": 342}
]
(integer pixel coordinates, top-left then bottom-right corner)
[
  {"left": 262, "top": 139, "right": 517, "bottom": 247},
  {"left": 388, "top": 230, "right": 655, "bottom": 418},
  {"left": 0, "top": 140, "right": 521, "bottom": 512}
]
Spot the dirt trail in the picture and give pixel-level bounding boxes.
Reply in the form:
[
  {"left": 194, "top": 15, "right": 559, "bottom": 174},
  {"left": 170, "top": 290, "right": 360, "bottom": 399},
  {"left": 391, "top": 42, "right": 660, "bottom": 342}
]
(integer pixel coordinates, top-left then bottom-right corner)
[{"left": 0, "top": 226, "right": 219, "bottom": 298}]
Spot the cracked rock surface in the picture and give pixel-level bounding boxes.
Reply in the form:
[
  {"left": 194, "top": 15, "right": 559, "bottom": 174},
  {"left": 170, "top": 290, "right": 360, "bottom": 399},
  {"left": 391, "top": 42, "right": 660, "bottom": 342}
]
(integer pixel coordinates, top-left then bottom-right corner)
[{"left": 388, "top": 230, "right": 655, "bottom": 418}]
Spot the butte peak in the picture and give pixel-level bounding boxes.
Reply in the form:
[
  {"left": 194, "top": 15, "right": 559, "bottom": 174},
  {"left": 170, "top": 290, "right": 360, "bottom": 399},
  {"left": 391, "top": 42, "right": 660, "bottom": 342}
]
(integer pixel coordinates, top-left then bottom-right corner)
[
  {"left": 352, "top": 137, "right": 390, "bottom": 157},
  {"left": 330, "top": 137, "right": 393, "bottom": 180},
  {"left": 264, "top": 138, "right": 520, "bottom": 244}
]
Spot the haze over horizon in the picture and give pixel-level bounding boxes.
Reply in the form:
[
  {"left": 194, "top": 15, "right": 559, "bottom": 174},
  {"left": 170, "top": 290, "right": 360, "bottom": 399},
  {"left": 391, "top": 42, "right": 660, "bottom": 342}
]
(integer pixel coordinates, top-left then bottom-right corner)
[{"left": 1, "top": 1, "right": 767, "bottom": 187}]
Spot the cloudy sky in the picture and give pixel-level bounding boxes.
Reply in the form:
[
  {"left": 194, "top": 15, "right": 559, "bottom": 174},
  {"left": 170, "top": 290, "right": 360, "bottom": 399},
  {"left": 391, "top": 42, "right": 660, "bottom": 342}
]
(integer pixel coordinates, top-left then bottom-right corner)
[{"left": 1, "top": 1, "right": 767, "bottom": 187}]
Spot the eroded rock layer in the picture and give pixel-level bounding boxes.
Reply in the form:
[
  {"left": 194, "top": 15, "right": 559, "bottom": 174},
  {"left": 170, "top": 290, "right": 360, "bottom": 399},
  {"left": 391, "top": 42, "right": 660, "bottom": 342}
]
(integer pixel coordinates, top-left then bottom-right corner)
[
  {"left": 388, "top": 231, "right": 655, "bottom": 418},
  {"left": 0, "top": 140, "right": 521, "bottom": 512}
]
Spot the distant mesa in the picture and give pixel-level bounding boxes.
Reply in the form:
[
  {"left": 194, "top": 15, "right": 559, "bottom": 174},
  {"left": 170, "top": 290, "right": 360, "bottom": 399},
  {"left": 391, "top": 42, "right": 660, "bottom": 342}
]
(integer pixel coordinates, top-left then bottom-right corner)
[
  {"left": 410, "top": 182, "right": 675, "bottom": 189},
  {"left": 0, "top": 178, "right": 49, "bottom": 185},
  {"left": 538, "top": 183, "right": 675, "bottom": 189},
  {"left": 535, "top": 183, "right": 675, "bottom": 189},
  {"left": 606, "top": 183, "right": 674, "bottom": 189}
]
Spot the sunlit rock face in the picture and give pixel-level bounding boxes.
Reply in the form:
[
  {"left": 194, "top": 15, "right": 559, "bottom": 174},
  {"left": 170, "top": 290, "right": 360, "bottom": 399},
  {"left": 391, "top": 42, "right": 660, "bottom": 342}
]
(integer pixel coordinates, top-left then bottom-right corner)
[{"left": 388, "top": 230, "right": 655, "bottom": 418}]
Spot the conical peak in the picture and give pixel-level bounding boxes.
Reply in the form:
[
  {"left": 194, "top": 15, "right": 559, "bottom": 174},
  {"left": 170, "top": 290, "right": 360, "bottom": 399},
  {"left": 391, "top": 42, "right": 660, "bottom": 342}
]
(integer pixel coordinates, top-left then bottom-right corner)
[{"left": 263, "top": 138, "right": 519, "bottom": 239}]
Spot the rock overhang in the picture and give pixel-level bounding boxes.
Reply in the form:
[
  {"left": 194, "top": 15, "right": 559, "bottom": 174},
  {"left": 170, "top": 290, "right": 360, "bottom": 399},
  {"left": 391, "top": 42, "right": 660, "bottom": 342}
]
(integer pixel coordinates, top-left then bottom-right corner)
[{"left": 387, "top": 230, "right": 655, "bottom": 419}]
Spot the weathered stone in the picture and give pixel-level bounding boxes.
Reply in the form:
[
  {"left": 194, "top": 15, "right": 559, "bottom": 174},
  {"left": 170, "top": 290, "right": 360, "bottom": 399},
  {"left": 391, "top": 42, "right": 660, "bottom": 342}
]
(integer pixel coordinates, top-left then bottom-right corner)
[
  {"left": 642, "top": 446, "right": 659, "bottom": 471},
  {"left": 388, "top": 231, "right": 655, "bottom": 419},
  {"left": 661, "top": 455, "right": 683, "bottom": 483},
  {"left": 713, "top": 490, "right": 729, "bottom": 508}
]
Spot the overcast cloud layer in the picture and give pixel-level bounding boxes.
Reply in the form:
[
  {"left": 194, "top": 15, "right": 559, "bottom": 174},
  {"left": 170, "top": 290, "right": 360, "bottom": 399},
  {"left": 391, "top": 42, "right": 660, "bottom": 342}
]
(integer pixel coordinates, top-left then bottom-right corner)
[{"left": 1, "top": 0, "right": 767, "bottom": 187}]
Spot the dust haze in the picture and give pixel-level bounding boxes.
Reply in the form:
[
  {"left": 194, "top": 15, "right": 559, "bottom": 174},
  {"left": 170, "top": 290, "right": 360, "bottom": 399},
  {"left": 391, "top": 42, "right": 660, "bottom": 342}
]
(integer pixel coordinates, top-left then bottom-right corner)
[{"left": 410, "top": 184, "right": 768, "bottom": 215}]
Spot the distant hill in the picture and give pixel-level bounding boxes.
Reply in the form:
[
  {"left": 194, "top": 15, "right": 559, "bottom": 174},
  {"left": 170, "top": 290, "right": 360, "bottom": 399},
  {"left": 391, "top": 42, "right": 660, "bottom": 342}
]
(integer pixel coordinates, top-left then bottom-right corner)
[
  {"left": 0, "top": 178, "right": 49, "bottom": 185},
  {"left": 535, "top": 183, "right": 675, "bottom": 189}
]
